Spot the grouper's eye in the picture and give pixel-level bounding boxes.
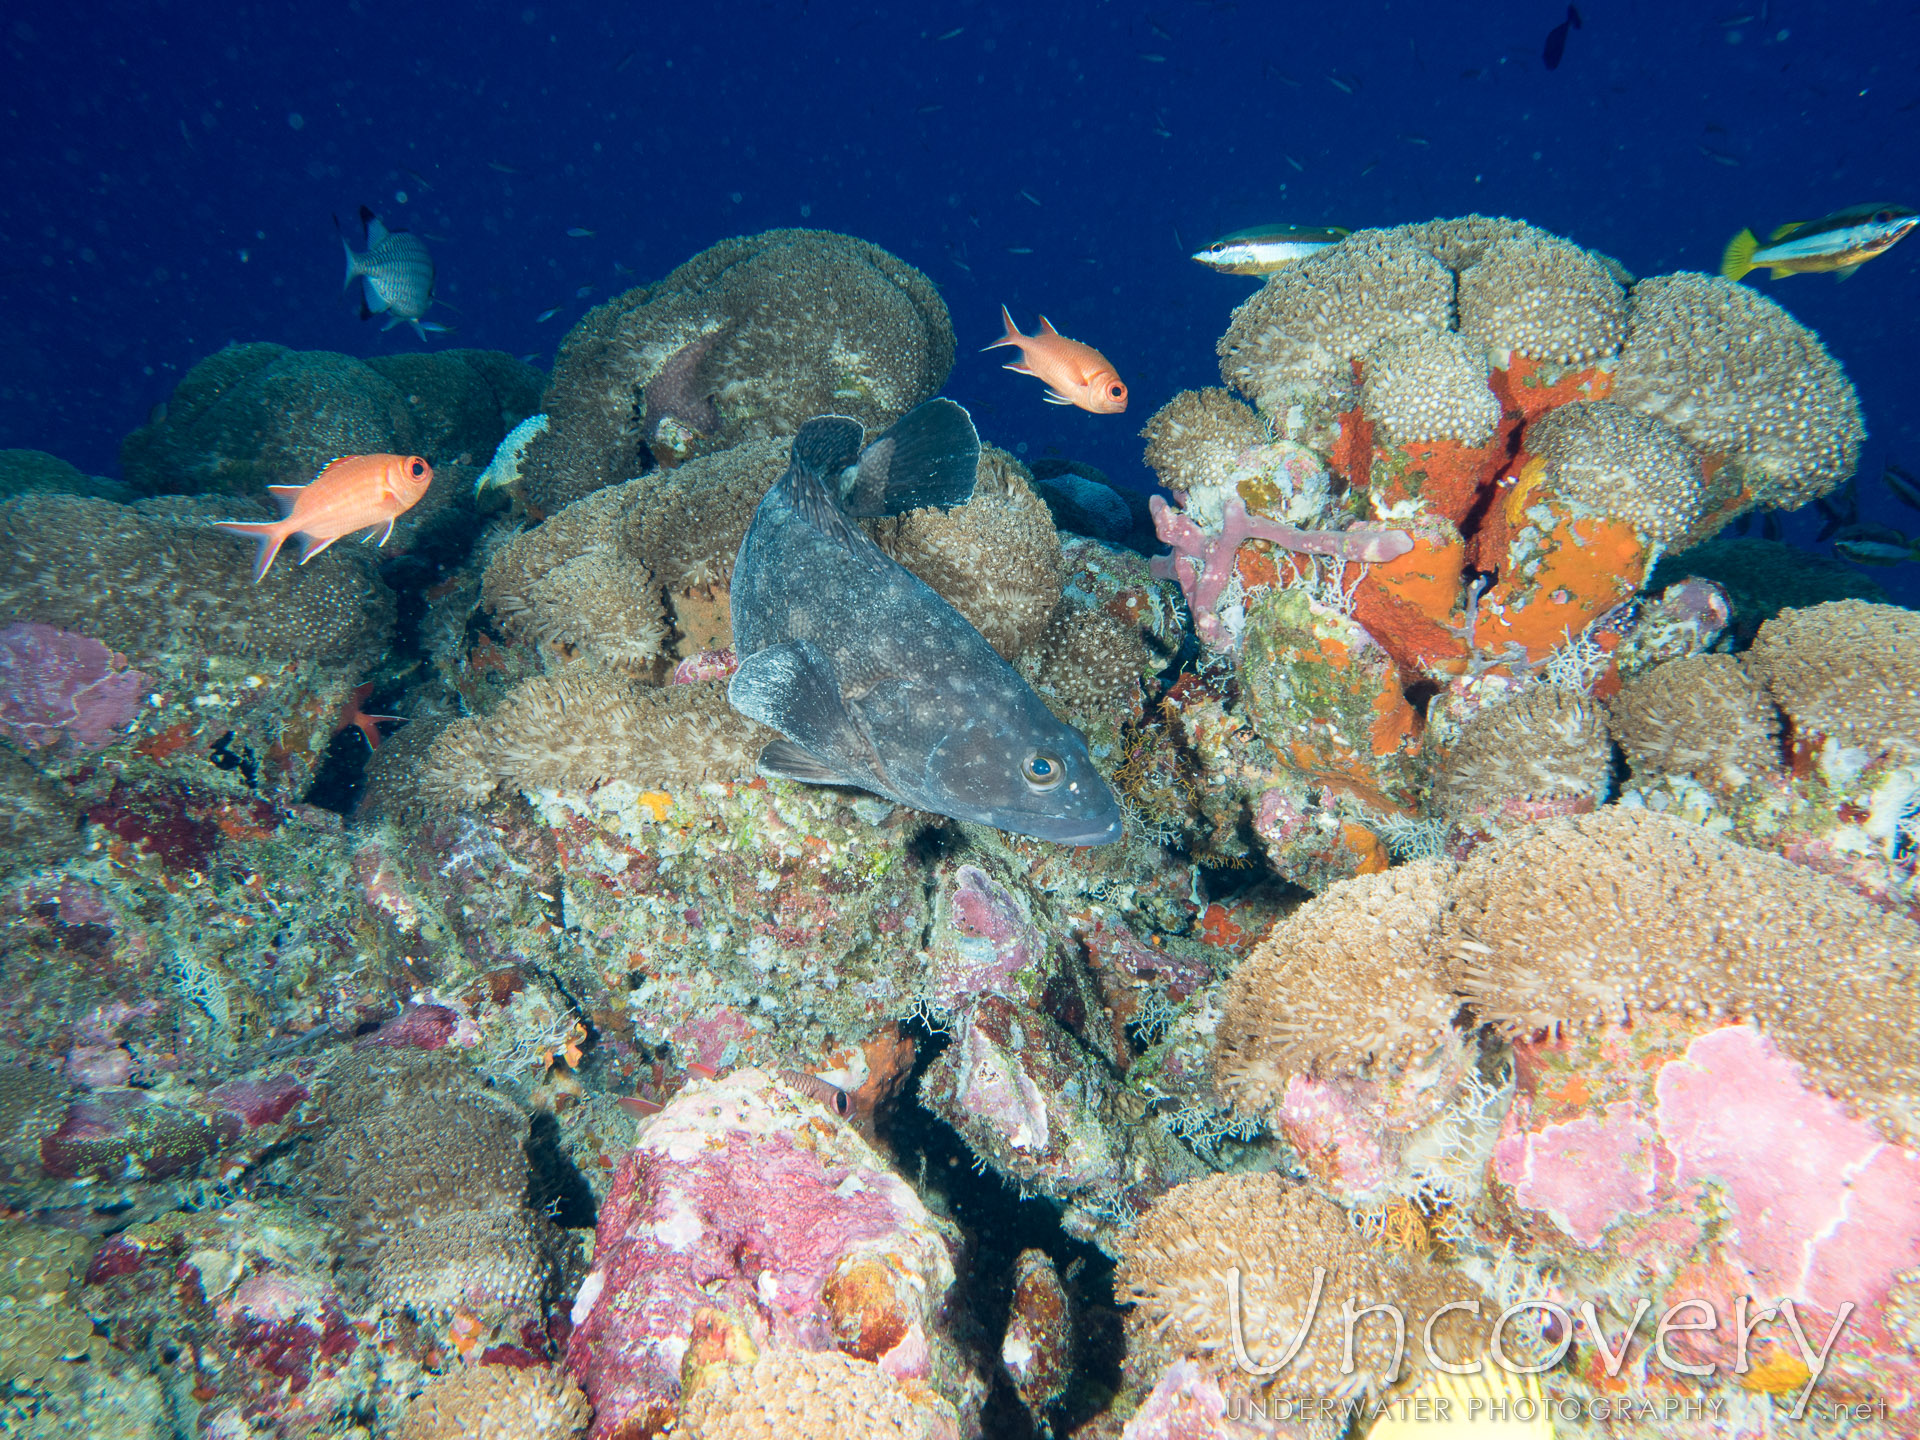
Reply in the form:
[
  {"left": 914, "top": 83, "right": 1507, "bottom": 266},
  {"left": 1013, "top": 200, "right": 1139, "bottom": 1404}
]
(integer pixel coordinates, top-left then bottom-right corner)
[{"left": 1022, "top": 752, "right": 1065, "bottom": 791}]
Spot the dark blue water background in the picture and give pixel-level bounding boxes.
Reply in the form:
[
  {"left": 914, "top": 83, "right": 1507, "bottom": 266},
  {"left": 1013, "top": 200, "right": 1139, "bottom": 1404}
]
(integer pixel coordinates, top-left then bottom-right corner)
[{"left": 3, "top": 0, "right": 1916, "bottom": 600}]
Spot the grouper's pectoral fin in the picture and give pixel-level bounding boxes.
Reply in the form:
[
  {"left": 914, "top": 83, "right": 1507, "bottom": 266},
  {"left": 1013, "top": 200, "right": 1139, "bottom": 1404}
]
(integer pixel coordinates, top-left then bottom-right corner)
[
  {"left": 729, "top": 639, "right": 885, "bottom": 793},
  {"left": 755, "top": 739, "right": 862, "bottom": 788}
]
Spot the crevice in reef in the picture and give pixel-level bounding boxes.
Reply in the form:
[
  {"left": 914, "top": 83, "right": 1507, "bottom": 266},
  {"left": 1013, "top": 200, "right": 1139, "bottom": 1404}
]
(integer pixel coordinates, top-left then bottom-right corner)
[
  {"left": 525, "top": 1111, "right": 598, "bottom": 1230},
  {"left": 880, "top": 1016, "right": 1125, "bottom": 1439}
]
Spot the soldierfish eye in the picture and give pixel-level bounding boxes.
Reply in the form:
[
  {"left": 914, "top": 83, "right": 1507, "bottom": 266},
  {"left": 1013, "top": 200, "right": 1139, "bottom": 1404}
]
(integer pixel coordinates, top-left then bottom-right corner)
[
  {"left": 1022, "top": 752, "right": 1065, "bottom": 790},
  {"left": 1108, "top": 384, "right": 1124, "bottom": 397},
  {"left": 408, "top": 459, "right": 427, "bottom": 478}
]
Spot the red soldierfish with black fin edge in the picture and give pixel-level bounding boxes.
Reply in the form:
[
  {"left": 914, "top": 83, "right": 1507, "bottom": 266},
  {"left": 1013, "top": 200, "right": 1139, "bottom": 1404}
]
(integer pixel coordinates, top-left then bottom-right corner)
[
  {"left": 984, "top": 306, "right": 1128, "bottom": 414},
  {"left": 213, "top": 453, "right": 434, "bottom": 582}
]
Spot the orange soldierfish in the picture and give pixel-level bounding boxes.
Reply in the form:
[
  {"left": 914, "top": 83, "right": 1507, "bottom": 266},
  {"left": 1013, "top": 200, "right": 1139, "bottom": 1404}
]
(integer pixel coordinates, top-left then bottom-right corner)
[
  {"left": 984, "top": 305, "right": 1128, "bottom": 414},
  {"left": 214, "top": 453, "right": 433, "bottom": 582}
]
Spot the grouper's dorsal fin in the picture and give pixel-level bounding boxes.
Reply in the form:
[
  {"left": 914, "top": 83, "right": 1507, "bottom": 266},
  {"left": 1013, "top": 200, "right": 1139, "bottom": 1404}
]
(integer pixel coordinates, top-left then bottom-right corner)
[
  {"left": 838, "top": 398, "right": 981, "bottom": 518},
  {"left": 791, "top": 415, "right": 865, "bottom": 475},
  {"left": 778, "top": 416, "right": 890, "bottom": 568}
]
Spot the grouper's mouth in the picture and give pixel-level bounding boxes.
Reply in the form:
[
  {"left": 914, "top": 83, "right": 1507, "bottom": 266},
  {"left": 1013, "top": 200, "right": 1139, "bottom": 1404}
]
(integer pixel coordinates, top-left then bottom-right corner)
[{"left": 1003, "top": 808, "right": 1125, "bottom": 847}]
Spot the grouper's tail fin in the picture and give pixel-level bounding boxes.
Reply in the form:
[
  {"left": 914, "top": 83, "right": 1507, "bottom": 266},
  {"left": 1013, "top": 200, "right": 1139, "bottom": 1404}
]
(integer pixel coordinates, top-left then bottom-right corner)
[{"left": 839, "top": 398, "right": 980, "bottom": 518}]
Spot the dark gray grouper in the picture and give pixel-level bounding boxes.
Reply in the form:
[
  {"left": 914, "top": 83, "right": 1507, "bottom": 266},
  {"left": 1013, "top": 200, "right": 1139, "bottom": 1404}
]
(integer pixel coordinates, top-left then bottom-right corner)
[{"left": 728, "top": 400, "right": 1124, "bottom": 845}]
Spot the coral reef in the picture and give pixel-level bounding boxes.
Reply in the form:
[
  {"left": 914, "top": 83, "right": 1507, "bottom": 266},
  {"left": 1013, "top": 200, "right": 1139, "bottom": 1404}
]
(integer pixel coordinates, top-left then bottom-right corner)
[
  {"left": 1116, "top": 1173, "right": 1487, "bottom": 1398},
  {"left": 566, "top": 1068, "right": 976, "bottom": 1437},
  {"left": 1611, "top": 273, "right": 1864, "bottom": 509},
  {"left": 0, "top": 749, "right": 82, "bottom": 873},
  {"left": 675, "top": 1349, "right": 958, "bottom": 1440},
  {"left": 122, "top": 343, "right": 542, "bottom": 497},
  {"left": 480, "top": 485, "right": 668, "bottom": 672},
  {"left": 1453, "top": 227, "right": 1626, "bottom": 364},
  {"left": 1523, "top": 399, "right": 1720, "bottom": 548},
  {"left": 1608, "top": 653, "right": 1781, "bottom": 794},
  {"left": 3, "top": 212, "right": 1912, "bottom": 1440},
  {"left": 1745, "top": 599, "right": 1920, "bottom": 759},
  {"left": 0, "top": 493, "right": 394, "bottom": 667},
  {"left": 396, "top": 1364, "right": 590, "bottom": 1440},
  {"left": 311, "top": 1046, "right": 556, "bottom": 1321},
  {"left": 1134, "top": 214, "right": 1872, "bottom": 895},
  {"left": 1213, "top": 863, "right": 1456, "bottom": 1102},
  {"left": 1429, "top": 684, "right": 1613, "bottom": 828},
  {"left": 522, "top": 229, "right": 954, "bottom": 511},
  {"left": 421, "top": 673, "right": 771, "bottom": 807},
  {"left": 1217, "top": 230, "right": 1454, "bottom": 421},
  {"left": 870, "top": 445, "right": 1063, "bottom": 660},
  {"left": 1445, "top": 809, "right": 1920, "bottom": 1143},
  {"left": 1359, "top": 329, "right": 1501, "bottom": 447},
  {"left": 0, "top": 448, "right": 129, "bottom": 503}
]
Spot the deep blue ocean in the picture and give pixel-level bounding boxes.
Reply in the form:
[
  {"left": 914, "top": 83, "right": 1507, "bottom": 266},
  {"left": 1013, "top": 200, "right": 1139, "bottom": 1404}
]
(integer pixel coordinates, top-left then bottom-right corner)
[{"left": 3, "top": 0, "right": 1916, "bottom": 602}]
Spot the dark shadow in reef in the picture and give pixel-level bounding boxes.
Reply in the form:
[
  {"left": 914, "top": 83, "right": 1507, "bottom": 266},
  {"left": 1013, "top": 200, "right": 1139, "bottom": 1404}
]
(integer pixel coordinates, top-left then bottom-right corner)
[
  {"left": 878, "top": 1015, "right": 1125, "bottom": 1439},
  {"left": 525, "top": 1110, "right": 599, "bottom": 1231}
]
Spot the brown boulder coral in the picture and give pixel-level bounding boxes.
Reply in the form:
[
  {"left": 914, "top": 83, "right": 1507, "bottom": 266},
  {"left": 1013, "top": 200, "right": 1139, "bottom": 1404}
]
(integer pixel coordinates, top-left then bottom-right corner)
[
  {"left": 122, "top": 343, "right": 541, "bottom": 496},
  {"left": 1611, "top": 273, "right": 1864, "bottom": 509},
  {"left": 0, "top": 493, "right": 393, "bottom": 667},
  {"left": 310, "top": 1047, "right": 559, "bottom": 1318},
  {"left": 1607, "top": 653, "right": 1781, "bottom": 793},
  {"left": 480, "top": 485, "right": 668, "bottom": 672},
  {"left": 0, "top": 749, "right": 83, "bottom": 875},
  {"left": 1428, "top": 685, "right": 1612, "bottom": 826},
  {"left": 1210, "top": 863, "right": 1486, "bottom": 1207},
  {"left": 1213, "top": 863, "right": 1458, "bottom": 1108},
  {"left": 1020, "top": 605, "right": 1148, "bottom": 729},
  {"left": 869, "top": 444, "right": 1063, "bottom": 660},
  {"left": 522, "top": 229, "right": 954, "bottom": 511},
  {"left": 1454, "top": 229, "right": 1626, "bottom": 364},
  {"left": 674, "top": 1349, "right": 958, "bottom": 1440},
  {"left": 421, "top": 674, "right": 772, "bottom": 808},
  {"left": 1744, "top": 599, "right": 1920, "bottom": 759},
  {"left": 1218, "top": 230, "right": 1455, "bottom": 421},
  {"left": 396, "top": 1364, "right": 590, "bottom": 1440},
  {"left": 1116, "top": 1173, "right": 1487, "bottom": 1396},
  {"left": 1358, "top": 328, "right": 1500, "bottom": 447},
  {"left": 619, "top": 436, "right": 789, "bottom": 595},
  {"left": 1442, "top": 808, "right": 1920, "bottom": 1143},
  {"left": 1139, "top": 387, "right": 1273, "bottom": 499},
  {"left": 1388, "top": 213, "right": 1546, "bottom": 272},
  {"left": 1522, "top": 399, "right": 1721, "bottom": 547}
]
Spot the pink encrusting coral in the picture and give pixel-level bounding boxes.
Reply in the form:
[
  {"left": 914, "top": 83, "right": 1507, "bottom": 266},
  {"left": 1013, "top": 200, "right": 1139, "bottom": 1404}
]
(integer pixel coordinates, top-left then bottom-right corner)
[
  {"left": 928, "top": 863, "right": 1046, "bottom": 1008},
  {"left": 1492, "top": 1019, "right": 1920, "bottom": 1401},
  {"left": 566, "top": 1068, "right": 976, "bottom": 1439},
  {"left": 0, "top": 620, "right": 149, "bottom": 751}
]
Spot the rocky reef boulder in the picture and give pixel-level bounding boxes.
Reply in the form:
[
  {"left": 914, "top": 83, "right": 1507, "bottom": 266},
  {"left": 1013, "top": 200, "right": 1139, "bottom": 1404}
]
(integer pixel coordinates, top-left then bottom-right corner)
[
  {"left": 121, "top": 343, "right": 544, "bottom": 497},
  {"left": 522, "top": 227, "right": 955, "bottom": 511}
]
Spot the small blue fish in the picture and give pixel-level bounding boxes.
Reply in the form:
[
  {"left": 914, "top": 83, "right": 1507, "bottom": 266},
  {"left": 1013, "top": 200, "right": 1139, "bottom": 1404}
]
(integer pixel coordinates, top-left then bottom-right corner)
[
  {"left": 339, "top": 206, "right": 444, "bottom": 341},
  {"left": 535, "top": 306, "right": 563, "bottom": 323},
  {"left": 728, "top": 402, "right": 1124, "bottom": 845},
  {"left": 566, "top": 227, "right": 595, "bottom": 238}
]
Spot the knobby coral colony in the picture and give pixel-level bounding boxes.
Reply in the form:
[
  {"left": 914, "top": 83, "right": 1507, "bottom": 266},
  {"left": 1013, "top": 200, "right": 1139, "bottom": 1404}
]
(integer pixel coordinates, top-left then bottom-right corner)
[
  {"left": 1142, "top": 214, "right": 1873, "bottom": 887},
  {"left": 3, "top": 217, "right": 1919, "bottom": 1440}
]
